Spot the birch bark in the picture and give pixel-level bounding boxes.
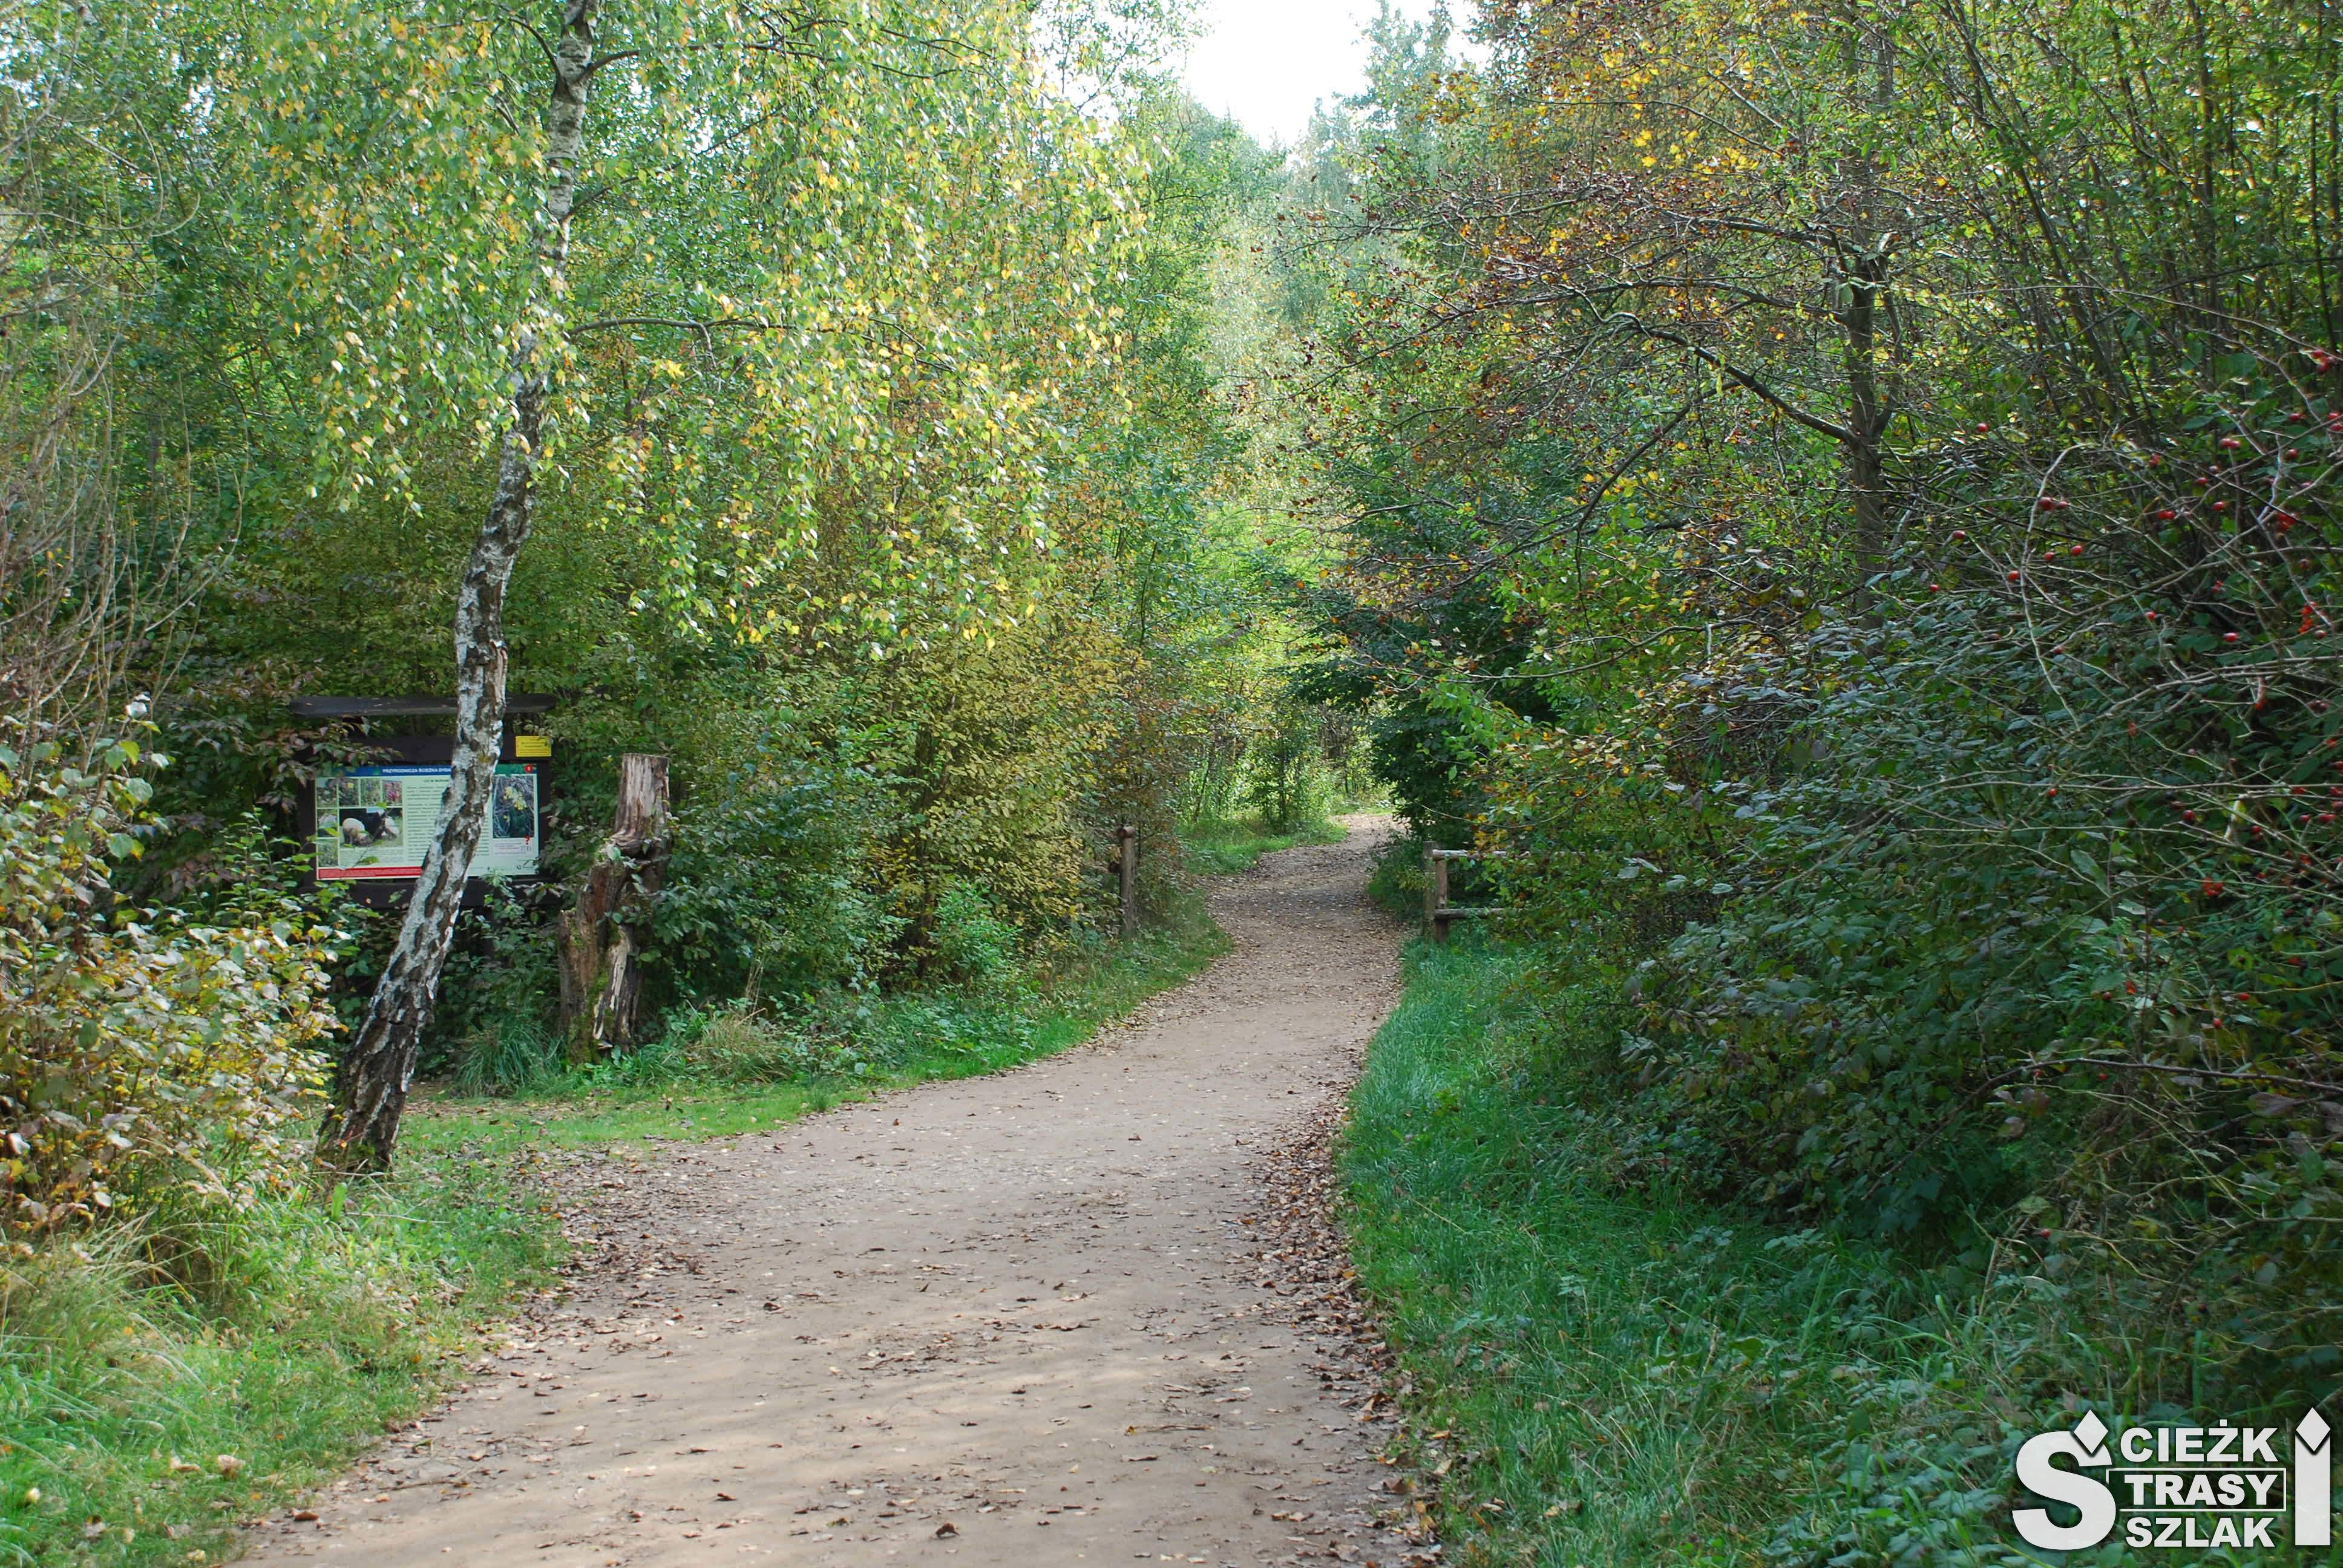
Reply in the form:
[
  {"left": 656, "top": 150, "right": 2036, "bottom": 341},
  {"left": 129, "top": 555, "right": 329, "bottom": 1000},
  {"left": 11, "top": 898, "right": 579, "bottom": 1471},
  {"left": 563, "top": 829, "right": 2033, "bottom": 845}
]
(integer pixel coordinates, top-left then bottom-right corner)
[{"left": 321, "top": 0, "right": 600, "bottom": 1171}]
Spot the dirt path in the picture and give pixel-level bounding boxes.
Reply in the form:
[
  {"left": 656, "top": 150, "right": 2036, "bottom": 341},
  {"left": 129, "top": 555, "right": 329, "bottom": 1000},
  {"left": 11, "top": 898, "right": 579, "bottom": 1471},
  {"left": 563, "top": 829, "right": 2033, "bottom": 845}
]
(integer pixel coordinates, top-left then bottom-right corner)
[{"left": 238, "top": 820, "right": 1423, "bottom": 1568}]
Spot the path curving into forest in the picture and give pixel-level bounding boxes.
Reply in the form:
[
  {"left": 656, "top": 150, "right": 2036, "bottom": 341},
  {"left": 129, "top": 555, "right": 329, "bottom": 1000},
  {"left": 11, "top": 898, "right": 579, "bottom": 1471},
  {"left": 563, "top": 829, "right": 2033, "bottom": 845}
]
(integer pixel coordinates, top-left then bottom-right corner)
[{"left": 237, "top": 820, "right": 1424, "bottom": 1568}]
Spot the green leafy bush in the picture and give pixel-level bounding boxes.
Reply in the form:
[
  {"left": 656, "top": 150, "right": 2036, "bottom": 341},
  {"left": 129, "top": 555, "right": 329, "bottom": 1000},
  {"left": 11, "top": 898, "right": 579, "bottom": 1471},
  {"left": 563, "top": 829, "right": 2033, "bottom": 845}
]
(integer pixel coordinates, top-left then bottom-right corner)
[
  {"left": 429, "top": 883, "right": 564, "bottom": 1073},
  {"left": 1618, "top": 370, "right": 2343, "bottom": 1401},
  {"left": 928, "top": 881, "right": 1022, "bottom": 987},
  {"left": 0, "top": 737, "right": 342, "bottom": 1228},
  {"left": 653, "top": 705, "right": 902, "bottom": 1002}
]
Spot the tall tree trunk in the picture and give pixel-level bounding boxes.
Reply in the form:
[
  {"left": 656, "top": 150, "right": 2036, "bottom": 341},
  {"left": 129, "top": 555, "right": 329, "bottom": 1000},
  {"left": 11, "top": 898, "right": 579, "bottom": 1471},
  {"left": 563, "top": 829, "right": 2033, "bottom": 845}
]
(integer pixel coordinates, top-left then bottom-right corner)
[
  {"left": 1844, "top": 254, "right": 1890, "bottom": 596},
  {"left": 321, "top": 0, "right": 600, "bottom": 1172},
  {"left": 1840, "top": 2, "right": 1897, "bottom": 607}
]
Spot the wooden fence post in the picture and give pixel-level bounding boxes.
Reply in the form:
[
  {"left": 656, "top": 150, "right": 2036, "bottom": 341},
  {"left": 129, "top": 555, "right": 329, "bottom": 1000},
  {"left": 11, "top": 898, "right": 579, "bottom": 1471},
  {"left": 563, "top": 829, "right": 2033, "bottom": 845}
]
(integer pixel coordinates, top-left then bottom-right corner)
[
  {"left": 1423, "top": 841, "right": 1504, "bottom": 941},
  {"left": 558, "top": 754, "right": 669, "bottom": 1058},
  {"left": 1116, "top": 824, "right": 1138, "bottom": 938},
  {"left": 1421, "top": 839, "right": 1442, "bottom": 941}
]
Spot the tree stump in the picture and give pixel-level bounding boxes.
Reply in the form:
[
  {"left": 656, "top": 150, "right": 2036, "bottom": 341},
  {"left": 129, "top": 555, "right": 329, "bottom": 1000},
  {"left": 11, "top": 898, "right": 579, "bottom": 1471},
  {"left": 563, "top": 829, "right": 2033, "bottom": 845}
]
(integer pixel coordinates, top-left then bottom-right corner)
[{"left": 559, "top": 754, "right": 669, "bottom": 1059}]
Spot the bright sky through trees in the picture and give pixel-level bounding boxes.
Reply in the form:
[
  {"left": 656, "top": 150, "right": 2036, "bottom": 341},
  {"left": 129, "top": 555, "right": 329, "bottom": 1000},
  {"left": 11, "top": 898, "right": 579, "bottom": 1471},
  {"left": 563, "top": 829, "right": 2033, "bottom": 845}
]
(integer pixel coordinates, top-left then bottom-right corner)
[{"left": 1179, "top": 0, "right": 1451, "bottom": 146}]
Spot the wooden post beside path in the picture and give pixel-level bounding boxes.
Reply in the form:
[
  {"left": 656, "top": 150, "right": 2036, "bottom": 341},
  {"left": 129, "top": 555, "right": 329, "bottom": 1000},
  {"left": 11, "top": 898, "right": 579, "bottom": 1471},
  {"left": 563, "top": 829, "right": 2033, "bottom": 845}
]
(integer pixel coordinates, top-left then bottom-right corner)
[
  {"left": 1116, "top": 825, "right": 1138, "bottom": 939},
  {"left": 1421, "top": 841, "right": 1501, "bottom": 942},
  {"left": 1421, "top": 840, "right": 1446, "bottom": 941}
]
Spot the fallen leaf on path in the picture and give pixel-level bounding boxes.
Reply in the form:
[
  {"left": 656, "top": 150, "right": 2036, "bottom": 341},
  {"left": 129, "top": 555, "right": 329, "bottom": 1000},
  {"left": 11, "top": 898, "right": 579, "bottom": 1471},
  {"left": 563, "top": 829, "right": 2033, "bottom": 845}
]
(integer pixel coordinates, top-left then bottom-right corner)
[{"left": 934, "top": 1522, "right": 958, "bottom": 1538}]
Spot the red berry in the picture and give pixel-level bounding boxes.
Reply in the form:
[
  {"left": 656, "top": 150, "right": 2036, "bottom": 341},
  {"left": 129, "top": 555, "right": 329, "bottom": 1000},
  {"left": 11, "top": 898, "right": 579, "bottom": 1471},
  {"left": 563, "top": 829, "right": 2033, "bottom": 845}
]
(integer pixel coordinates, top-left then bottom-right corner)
[
  {"left": 1951, "top": 530, "right": 1968, "bottom": 541},
  {"left": 1928, "top": 583, "right": 1941, "bottom": 593},
  {"left": 2069, "top": 544, "right": 2083, "bottom": 555},
  {"left": 2008, "top": 570, "right": 2022, "bottom": 582},
  {"left": 1974, "top": 422, "right": 1990, "bottom": 434},
  {"left": 2220, "top": 436, "right": 2242, "bottom": 449},
  {"left": 2224, "top": 632, "right": 2240, "bottom": 643},
  {"left": 2154, "top": 509, "right": 2177, "bottom": 520}
]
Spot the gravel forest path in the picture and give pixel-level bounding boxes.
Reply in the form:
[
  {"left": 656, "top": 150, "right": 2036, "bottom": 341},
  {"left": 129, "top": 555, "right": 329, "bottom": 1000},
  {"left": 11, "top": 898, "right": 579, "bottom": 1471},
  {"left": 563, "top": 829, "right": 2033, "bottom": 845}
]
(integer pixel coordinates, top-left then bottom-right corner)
[{"left": 238, "top": 820, "right": 1422, "bottom": 1568}]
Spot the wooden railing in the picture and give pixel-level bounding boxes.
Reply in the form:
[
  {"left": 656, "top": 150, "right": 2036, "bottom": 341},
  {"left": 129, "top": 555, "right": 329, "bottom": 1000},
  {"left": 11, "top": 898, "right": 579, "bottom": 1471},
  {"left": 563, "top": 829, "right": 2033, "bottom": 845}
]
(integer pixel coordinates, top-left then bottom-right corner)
[{"left": 1420, "top": 841, "right": 1502, "bottom": 941}]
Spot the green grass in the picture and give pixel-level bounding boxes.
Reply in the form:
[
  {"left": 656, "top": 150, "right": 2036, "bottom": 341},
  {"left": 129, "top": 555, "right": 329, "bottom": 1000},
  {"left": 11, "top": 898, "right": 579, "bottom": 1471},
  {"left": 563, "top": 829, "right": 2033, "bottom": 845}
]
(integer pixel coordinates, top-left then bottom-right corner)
[
  {"left": 0, "top": 1158, "right": 557, "bottom": 1568},
  {"left": 1339, "top": 936, "right": 2276, "bottom": 1568},
  {"left": 411, "top": 900, "right": 1230, "bottom": 1161},
  {"left": 1180, "top": 811, "right": 1347, "bottom": 875},
  {"left": 3, "top": 903, "right": 1229, "bottom": 1567}
]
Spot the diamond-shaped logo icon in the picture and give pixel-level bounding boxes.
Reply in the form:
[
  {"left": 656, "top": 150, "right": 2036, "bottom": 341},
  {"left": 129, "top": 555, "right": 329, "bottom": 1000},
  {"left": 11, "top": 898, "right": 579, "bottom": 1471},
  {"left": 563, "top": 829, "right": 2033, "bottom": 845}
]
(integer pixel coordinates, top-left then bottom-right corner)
[
  {"left": 2303, "top": 1408, "right": 2331, "bottom": 1446},
  {"left": 2073, "top": 1411, "right": 2111, "bottom": 1462}
]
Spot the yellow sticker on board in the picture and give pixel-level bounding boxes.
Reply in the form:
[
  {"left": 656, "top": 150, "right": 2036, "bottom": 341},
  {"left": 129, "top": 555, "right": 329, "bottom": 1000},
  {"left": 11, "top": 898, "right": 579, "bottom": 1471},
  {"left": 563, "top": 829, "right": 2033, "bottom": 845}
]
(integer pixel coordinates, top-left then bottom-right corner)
[{"left": 514, "top": 734, "right": 552, "bottom": 759}]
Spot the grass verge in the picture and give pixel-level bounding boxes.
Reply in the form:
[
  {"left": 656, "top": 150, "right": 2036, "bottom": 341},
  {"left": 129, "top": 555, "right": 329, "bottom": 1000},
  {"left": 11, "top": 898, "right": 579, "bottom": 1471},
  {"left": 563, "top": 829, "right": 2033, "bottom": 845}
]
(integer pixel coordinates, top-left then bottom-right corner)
[
  {"left": 1340, "top": 936, "right": 2270, "bottom": 1568},
  {"left": 410, "top": 897, "right": 1230, "bottom": 1161},
  {"left": 4, "top": 901, "right": 1229, "bottom": 1567},
  {"left": 0, "top": 1161, "right": 556, "bottom": 1568},
  {"left": 1180, "top": 811, "right": 1347, "bottom": 875}
]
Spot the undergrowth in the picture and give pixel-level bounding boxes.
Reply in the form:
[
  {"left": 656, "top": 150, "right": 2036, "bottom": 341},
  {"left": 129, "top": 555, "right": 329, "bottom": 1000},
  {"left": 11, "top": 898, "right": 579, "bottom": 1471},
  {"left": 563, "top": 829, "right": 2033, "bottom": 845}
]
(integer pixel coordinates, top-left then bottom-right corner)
[
  {"left": 1342, "top": 936, "right": 2325, "bottom": 1568},
  {"left": 438, "top": 891, "right": 1227, "bottom": 1111}
]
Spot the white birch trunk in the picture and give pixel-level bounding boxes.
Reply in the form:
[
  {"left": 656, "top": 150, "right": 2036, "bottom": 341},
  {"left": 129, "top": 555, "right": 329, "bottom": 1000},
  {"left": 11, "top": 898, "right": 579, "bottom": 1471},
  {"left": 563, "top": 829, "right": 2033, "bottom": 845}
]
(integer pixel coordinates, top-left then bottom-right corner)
[{"left": 322, "top": 0, "right": 600, "bottom": 1170}]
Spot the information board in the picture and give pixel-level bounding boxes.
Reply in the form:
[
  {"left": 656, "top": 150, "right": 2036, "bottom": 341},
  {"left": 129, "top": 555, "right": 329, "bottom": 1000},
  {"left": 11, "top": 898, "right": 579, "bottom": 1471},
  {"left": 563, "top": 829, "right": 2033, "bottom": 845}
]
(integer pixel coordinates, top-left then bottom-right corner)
[{"left": 312, "top": 762, "right": 543, "bottom": 882}]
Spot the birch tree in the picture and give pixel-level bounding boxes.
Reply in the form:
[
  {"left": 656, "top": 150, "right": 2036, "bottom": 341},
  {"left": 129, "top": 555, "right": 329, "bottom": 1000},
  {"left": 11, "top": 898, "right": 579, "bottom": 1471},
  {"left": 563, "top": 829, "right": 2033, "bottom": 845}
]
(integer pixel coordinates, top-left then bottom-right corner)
[
  {"left": 316, "top": 0, "right": 601, "bottom": 1168},
  {"left": 187, "top": 0, "right": 1153, "bottom": 1168}
]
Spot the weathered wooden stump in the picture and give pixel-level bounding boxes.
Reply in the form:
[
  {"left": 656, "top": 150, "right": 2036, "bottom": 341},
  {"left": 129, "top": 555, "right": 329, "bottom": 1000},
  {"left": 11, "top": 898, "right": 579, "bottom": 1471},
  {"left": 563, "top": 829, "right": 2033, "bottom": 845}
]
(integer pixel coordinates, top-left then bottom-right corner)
[{"left": 559, "top": 754, "right": 670, "bottom": 1058}]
